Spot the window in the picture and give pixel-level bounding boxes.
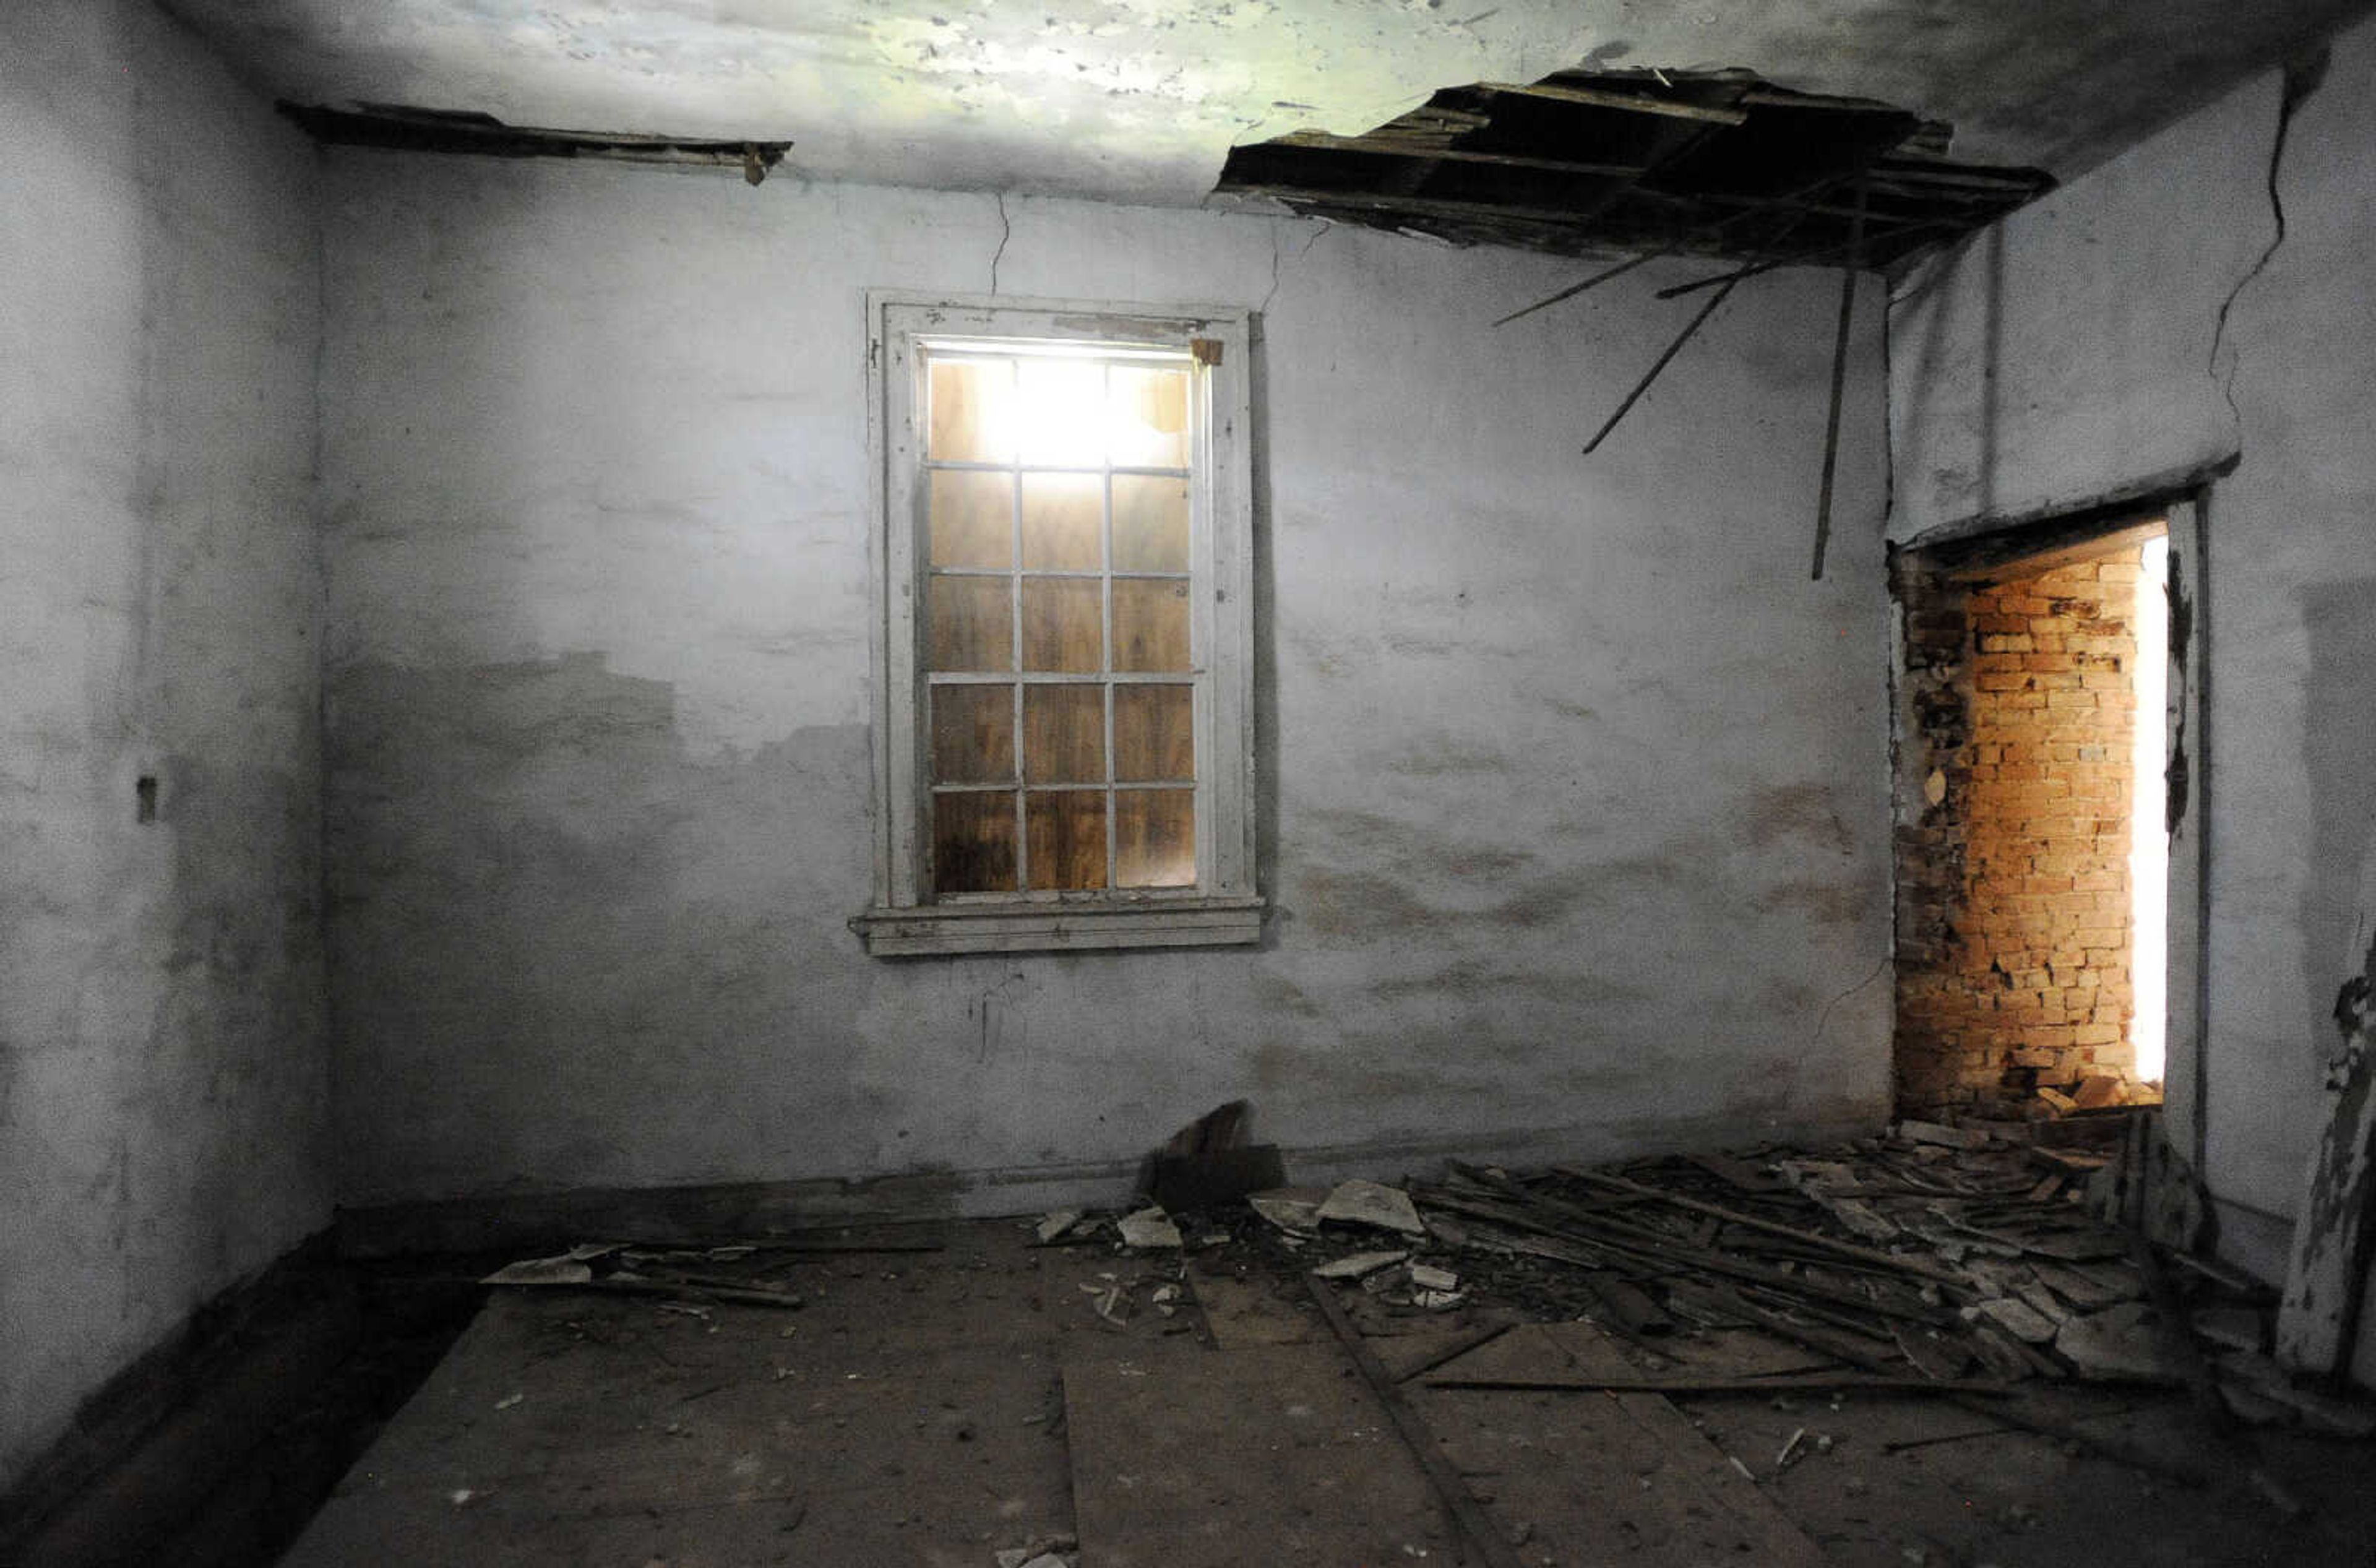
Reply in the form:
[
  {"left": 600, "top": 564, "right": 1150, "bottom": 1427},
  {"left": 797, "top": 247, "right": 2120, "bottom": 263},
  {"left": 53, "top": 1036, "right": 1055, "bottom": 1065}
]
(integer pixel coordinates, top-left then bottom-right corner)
[{"left": 853, "top": 294, "right": 1260, "bottom": 956}]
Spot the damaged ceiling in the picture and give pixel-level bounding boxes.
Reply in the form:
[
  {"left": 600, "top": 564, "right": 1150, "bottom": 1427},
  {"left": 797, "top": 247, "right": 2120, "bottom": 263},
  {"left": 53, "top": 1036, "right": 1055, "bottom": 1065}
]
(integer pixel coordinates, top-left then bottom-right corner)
[
  {"left": 166, "top": 0, "right": 2364, "bottom": 210},
  {"left": 1210, "top": 69, "right": 2055, "bottom": 268}
]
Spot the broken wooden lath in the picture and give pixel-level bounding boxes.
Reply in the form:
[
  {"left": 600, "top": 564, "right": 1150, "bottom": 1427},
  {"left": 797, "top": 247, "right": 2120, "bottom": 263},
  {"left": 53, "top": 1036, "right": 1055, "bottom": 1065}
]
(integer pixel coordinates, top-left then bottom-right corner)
[
  {"left": 1210, "top": 68, "right": 2053, "bottom": 269},
  {"left": 278, "top": 103, "right": 791, "bottom": 184}
]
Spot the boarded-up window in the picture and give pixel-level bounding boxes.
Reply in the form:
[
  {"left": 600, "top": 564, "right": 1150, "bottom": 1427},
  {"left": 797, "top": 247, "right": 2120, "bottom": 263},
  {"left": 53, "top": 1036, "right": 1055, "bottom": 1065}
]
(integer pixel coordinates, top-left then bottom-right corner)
[
  {"left": 921, "top": 348, "right": 1198, "bottom": 892},
  {"left": 858, "top": 296, "right": 1259, "bottom": 955}
]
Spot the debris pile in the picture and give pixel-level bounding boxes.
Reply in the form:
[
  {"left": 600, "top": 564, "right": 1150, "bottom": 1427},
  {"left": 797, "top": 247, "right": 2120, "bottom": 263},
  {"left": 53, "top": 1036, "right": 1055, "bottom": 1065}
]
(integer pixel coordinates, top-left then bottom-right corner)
[
  {"left": 477, "top": 1225, "right": 948, "bottom": 1311},
  {"left": 481, "top": 1241, "right": 807, "bottom": 1310},
  {"left": 993, "top": 1534, "right": 1077, "bottom": 1568},
  {"left": 1371, "top": 1119, "right": 2370, "bottom": 1438},
  {"left": 1070, "top": 1173, "right": 1470, "bottom": 1314}
]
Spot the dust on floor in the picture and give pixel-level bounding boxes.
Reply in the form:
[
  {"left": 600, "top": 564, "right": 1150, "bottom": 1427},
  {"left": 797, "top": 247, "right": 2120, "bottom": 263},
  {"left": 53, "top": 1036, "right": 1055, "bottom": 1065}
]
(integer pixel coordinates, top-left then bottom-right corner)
[{"left": 277, "top": 1138, "right": 2376, "bottom": 1567}]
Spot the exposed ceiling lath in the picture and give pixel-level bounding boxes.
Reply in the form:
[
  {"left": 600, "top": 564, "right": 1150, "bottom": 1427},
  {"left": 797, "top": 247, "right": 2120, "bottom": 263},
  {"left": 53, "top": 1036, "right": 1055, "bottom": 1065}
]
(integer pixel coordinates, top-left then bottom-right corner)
[
  {"left": 1208, "top": 69, "right": 2055, "bottom": 271},
  {"left": 280, "top": 103, "right": 791, "bottom": 183}
]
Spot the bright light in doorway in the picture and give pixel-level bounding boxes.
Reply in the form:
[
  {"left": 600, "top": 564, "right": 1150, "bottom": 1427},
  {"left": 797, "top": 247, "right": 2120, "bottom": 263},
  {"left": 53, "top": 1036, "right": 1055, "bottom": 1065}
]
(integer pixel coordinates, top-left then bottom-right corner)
[{"left": 2130, "top": 533, "right": 2170, "bottom": 1083}]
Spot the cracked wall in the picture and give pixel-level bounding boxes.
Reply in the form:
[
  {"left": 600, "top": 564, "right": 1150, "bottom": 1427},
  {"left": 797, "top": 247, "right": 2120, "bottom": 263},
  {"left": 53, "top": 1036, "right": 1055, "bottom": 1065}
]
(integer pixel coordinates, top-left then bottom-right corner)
[
  {"left": 1887, "top": 9, "right": 2376, "bottom": 1282},
  {"left": 317, "top": 151, "right": 1896, "bottom": 1217}
]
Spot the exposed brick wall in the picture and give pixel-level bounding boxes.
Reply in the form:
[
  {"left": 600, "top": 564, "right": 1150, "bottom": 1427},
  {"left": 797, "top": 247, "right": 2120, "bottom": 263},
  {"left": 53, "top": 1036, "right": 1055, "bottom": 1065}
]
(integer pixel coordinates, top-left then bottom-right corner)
[{"left": 1893, "top": 547, "right": 2145, "bottom": 1116}]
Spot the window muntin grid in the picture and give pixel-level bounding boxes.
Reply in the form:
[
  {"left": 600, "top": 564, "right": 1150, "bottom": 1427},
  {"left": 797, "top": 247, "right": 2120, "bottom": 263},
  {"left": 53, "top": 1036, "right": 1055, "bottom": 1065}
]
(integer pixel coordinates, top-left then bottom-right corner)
[{"left": 918, "top": 344, "right": 1200, "bottom": 896}]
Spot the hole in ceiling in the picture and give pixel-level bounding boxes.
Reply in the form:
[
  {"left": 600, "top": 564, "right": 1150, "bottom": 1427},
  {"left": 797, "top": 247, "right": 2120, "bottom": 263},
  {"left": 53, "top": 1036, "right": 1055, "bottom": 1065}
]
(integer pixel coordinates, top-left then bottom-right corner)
[{"left": 1210, "top": 67, "right": 2055, "bottom": 270}]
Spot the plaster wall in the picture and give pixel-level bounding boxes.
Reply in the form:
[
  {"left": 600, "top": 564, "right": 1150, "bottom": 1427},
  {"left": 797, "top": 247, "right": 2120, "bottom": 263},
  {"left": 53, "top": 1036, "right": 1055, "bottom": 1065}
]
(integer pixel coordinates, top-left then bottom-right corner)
[
  {"left": 1890, "top": 12, "right": 2376, "bottom": 1277},
  {"left": 320, "top": 153, "right": 1896, "bottom": 1217},
  {"left": 0, "top": 0, "right": 329, "bottom": 1491}
]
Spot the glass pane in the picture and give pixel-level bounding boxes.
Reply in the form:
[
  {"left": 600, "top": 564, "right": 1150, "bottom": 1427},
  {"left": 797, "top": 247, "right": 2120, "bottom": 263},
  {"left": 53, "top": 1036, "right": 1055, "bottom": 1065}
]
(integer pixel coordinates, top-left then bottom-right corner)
[
  {"left": 928, "top": 357, "right": 1012, "bottom": 462},
  {"left": 1021, "top": 473, "right": 1104, "bottom": 571},
  {"left": 1015, "top": 358, "right": 1106, "bottom": 468},
  {"left": 1114, "top": 684, "right": 1193, "bottom": 782},
  {"left": 929, "top": 469, "right": 1012, "bottom": 569},
  {"left": 1021, "top": 577, "right": 1103, "bottom": 673},
  {"left": 928, "top": 575, "right": 1013, "bottom": 672},
  {"left": 1116, "top": 790, "right": 1195, "bottom": 887},
  {"left": 1111, "top": 475, "right": 1189, "bottom": 573},
  {"left": 1113, "top": 579, "right": 1190, "bottom": 671},
  {"left": 931, "top": 684, "right": 1014, "bottom": 783},
  {"left": 934, "top": 791, "right": 1017, "bottom": 894},
  {"left": 1109, "top": 365, "right": 1189, "bottom": 468},
  {"left": 1027, "top": 791, "right": 1108, "bottom": 890},
  {"left": 1024, "top": 684, "right": 1104, "bottom": 783}
]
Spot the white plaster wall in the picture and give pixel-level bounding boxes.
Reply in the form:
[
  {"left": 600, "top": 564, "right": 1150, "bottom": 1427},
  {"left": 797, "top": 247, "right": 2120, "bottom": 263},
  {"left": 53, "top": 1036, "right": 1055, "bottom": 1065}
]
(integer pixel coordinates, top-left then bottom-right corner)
[
  {"left": 1890, "top": 12, "right": 2376, "bottom": 1275},
  {"left": 320, "top": 153, "right": 1896, "bottom": 1213},
  {"left": 0, "top": 0, "right": 328, "bottom": 1491}
]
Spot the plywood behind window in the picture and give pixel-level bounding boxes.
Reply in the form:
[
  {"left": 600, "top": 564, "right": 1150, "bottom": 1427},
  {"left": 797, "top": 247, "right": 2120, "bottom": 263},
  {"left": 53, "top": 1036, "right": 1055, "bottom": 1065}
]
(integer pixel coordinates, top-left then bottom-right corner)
[
  {"left": 934, "top": 791, "right": 1017, "bottom": 893},
  {"left": 1108, "top": 366, "right": 1189, "bottom": 468},
  {"left": 1022, "top": 578, "right": 1104, "bottom": 673},
  {"left": 929, "top": 470, "right": 1013, "bottom": 569},
  {"left": 929, "top": 576, "right": 1012, "bottom": 671},
  {"left": 931, "top": 684, "right": 1015, "bottom": 783},
  {"left": 1028, "top": 791, "right": 1108, "bottom": 890},
  {"left": 1113, "top": 579, "right": 1191, "bottom": 671},
  {"left": 928, "top": 358, "right": 1012, "bottom": 463},
  {"left": 1021, "top": 473, "right": 1103, "bottom": 571},
  {"left": 1116, "top": 790, "right": 1195, "bottom": 887},
  {"left": 1114, "top": 684, "right": 1194, "bottom": 781},
  {"left": 1024, "top": 684, "right": 1105, "bottom": 783},
  {"left": 1111, "top": 475, "right": 1189, "bottom": 572},
  {"left": 919, "top": 343, "right": 1202, "bottom": 898}
]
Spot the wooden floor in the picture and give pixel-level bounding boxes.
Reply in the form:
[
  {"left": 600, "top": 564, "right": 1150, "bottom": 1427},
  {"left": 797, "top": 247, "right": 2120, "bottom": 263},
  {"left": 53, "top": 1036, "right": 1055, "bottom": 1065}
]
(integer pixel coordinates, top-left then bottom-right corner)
[{"left": 277, "top": 1220, "right": 2376, "bottom": 1566}]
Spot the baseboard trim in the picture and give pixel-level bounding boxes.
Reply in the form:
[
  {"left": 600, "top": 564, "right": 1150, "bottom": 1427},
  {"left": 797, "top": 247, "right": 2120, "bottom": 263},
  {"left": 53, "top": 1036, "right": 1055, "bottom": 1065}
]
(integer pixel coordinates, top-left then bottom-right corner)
[
  {"left": 337, "top": 1109, "right": 1889, "bottom": 1257},
  {"left": 0, "top": 1232, "right": 340, "bottom": 1551}
]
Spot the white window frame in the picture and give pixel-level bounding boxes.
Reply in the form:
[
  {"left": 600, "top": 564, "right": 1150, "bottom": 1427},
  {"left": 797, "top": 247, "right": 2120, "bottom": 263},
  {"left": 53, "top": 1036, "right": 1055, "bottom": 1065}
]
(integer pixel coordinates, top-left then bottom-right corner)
[{"left": 852, "top": 291, "right": 1261, "bottom": 957}]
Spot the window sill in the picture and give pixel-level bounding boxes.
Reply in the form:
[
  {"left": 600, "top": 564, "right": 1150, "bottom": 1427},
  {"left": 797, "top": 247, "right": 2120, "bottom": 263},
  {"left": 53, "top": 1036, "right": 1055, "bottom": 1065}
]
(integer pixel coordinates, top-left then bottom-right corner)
[{"left": 851, "top": 897, "right": 1265, "bottom": 956}]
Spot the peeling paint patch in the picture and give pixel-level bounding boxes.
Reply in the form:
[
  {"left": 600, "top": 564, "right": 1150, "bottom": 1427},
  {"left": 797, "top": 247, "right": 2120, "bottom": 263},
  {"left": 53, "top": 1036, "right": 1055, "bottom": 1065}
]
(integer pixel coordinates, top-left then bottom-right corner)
[
  {"left": 1754, "top": 878, "right": 1871, "bottom": 924},
  {"left": 1486, "top": 877, "right": 1599, "bottom": 928},
  {"left": 1384, "top": 738, "right": 1510, "bottom": 777},
  {"left": 1296, "top": 868, "right": 1442, "bottom": 935},
  {"left": 1365, "top": 960, "right": 1649, "bottom": 1008},
  {"left": 1742, "top": 783, "right": 1856, "bottom": 856}
]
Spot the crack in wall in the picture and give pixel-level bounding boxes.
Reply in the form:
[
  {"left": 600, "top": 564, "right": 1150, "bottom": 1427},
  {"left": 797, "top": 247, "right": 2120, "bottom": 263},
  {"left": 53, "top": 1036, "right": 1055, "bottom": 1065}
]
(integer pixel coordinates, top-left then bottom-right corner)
[
  {"left": 988, "top": 191, "right": 1011, "bottom": 295},
  {"left": 1257, "top": 216, "right": 1328, "bottom": 319},
  {"left": 2206, "top": 46, "right": 2330, "bottom": 440},
  {"left": 1810, "top": 953, "right": 1892, "bottom": 1055}
]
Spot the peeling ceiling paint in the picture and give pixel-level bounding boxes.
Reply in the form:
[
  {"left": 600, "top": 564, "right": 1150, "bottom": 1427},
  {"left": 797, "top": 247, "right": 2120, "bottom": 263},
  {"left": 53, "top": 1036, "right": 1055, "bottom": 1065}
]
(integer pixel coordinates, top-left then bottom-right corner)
[{"left": 165, "top": 0, "right": 2368, "bottom": 205}]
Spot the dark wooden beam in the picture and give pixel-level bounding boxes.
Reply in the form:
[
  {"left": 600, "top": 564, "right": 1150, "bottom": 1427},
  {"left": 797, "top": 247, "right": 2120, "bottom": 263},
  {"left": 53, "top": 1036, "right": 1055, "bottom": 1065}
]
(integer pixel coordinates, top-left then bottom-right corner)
[
  {"left": 1267, "top": 131, "right": 1644, "bottom": 179},
  {"left": 1477, "top": 80, "right": 1749, "bottom": 124},
  {"left": 1221, "top": 184, "right": 1627, "bottom": 229},
  {"left": 1811, "top": 180, "right": 1866, "bottom": 581}
]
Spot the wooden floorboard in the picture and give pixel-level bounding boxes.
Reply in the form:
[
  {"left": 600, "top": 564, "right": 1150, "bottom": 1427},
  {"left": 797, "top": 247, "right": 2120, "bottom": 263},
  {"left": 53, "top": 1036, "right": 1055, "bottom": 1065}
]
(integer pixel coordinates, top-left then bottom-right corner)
[
  {"left": 1062, "top": 1341, "right": 1453, "bottom": 1567},
  {"left": 259, "top": 1217, "right": 2361, "bottom": 1567},
  {"left": 280, "top": 1268, "right": 1080, "bottom": 1567},
  {"left": 1408, "top": 1322, "right": 1830, "bottom": 1567}
]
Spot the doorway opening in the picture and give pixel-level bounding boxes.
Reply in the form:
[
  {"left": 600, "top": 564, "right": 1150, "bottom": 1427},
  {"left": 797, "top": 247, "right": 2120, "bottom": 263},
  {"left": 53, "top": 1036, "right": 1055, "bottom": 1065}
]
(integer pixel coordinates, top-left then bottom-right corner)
[{"left": 1892, "top": 515, "right": 2171, "bottom": 1121}]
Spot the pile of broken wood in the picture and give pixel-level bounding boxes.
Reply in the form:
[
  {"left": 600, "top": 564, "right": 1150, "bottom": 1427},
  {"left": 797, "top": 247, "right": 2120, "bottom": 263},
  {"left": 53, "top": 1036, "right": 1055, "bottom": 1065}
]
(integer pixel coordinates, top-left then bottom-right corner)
[
  {"left": 476, "top": 1230, "right": 944, "bottom": 1311},
  {"left": 1082, "top": 1108, "right": 2362, "bottom": 1469},
  {"left": 1323, "top": 1116, "right": 2372, "bottom": 1445}
]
